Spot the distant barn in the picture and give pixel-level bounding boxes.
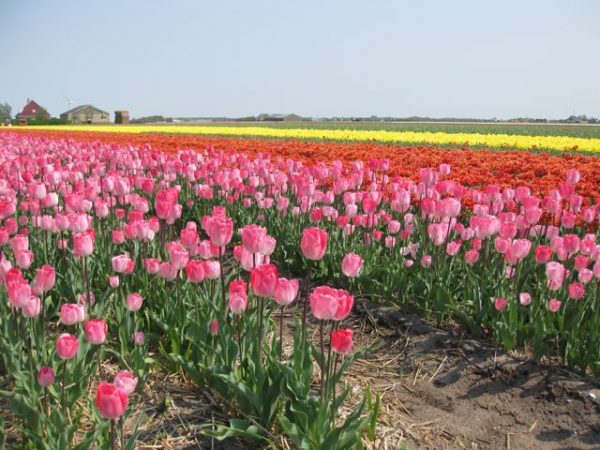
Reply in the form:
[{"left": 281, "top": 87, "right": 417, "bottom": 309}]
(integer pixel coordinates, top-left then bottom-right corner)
[
  {"left": 60, "top": 105, "right": 110, "bottom": 124},
  {"left": 114, "top": 110, "right": 130, "bottom": 124},
  {"left": 16, "top": 99, "right": 50, "bottom": 120}
]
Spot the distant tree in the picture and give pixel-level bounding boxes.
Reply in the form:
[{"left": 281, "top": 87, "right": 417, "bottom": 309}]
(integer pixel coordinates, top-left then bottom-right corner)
[{"left": 0, "top": 102, "right": 11, "bottom": 122}]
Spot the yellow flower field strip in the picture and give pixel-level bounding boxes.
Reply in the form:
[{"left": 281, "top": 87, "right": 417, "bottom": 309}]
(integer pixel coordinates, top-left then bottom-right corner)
[{"left": 21, "top": 125, "right": 600, "bottom": 152}]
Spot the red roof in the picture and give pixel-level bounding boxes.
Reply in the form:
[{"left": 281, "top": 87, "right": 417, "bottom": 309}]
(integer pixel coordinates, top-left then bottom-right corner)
[{"left": 17, "top": 100, "right": 49, "bottom": 119}]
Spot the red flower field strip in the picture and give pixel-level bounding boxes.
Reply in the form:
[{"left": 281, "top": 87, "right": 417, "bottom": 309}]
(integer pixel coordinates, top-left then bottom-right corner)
[{"left": 3, "top": 130, "right": 599, "bottom": 201}]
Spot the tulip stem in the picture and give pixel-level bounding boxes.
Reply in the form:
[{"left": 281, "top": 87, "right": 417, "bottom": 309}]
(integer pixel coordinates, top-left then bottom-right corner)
[
  {"left": 236, "top": 315, "right": 243, "bottom": 368},
  {"left": 83, "top": 256, "right": 91, "bottom": 307},
  {"left": 257, "top": 296, "right": 264, "bottom": 369},
  {"left": 60, "top": 360, "right": 67, "bottom": 417},
  {"left": 331, "top": 354, "right": 339, "bottom": 424},
  {"left": 44, "top": 390, "right": 49, "bottom": 416},
  {"left": 110, "top": 419, "right": 116, "bottom": 450},
  {"left": 279, "top": 306, "right": 285, "bottom": 357},
  {"left": 301, "top": 260, "right": 312, "bottom": 351},
  {"left": 97, "top": 346, "right": 104, "bottom": 379},
  {"left": 319, "top": 321, "right": 326, "bottom": 403},
  {"left": 219, "top": 247, "right": 226, "bottom": 314}
]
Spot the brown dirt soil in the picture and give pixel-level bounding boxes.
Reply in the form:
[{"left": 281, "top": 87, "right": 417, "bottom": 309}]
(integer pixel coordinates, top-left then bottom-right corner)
[{"left": 344, "top": 301, "right": 600, "bottom": 449}]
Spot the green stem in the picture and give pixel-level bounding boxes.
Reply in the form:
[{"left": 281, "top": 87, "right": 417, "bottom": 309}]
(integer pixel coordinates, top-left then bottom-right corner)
[
  {"left": 61, "top": 360, "right": 67, "bottom": 417},
  {"left": 301, "top": 260, "right": 313, "bottom": 351}
]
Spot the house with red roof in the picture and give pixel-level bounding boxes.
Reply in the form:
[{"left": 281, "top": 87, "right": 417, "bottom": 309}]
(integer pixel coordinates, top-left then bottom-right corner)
[{"left": 16, "top": 99, "right": 50, "bottom": 120}]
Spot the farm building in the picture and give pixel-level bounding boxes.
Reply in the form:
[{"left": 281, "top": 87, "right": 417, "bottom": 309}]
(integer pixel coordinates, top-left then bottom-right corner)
[
  {"left": 114, "top": 110, "right": 130, "bottom": 124},
  {"left": 16, "top": 99, "right": 50, "bottom": 120},
  {"left": 60, "top": 105, "right": 110, "bottom": 124}
]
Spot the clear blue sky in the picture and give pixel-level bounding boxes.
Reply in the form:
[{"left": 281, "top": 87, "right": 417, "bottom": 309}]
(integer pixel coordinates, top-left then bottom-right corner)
[{"left": 1, "top": 0, "right": 599, "bottom": 120}]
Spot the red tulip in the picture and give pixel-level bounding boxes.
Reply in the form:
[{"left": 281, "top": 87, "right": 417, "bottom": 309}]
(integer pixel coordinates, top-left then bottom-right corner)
[
  {"left": 56, "top": 333, "right": 79, "bottom": 359},
  {"left": 250, "top": 264, "right": 279, "bottom": 297},
  {"left": 331, "top": 329, "right": 353, "bottom": 355},
  {"left": 95, "top": 382, "right": 129, "bottom": 419},
  {"left": 300, "top": 227, "right": 328, "bottom": 261},
  {"left": 84, "top": 318, "right": 107, "bottom": 345}
]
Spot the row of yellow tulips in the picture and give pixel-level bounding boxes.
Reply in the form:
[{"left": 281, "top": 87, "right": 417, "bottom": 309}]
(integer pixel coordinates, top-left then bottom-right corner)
[{"left": 22, "top": 124, "right": 600, "bottom": 152}]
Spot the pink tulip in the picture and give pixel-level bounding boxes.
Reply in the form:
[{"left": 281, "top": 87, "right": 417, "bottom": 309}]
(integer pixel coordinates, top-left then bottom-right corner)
[
  {"left": 341, "top": 253, "right": 363, "bottom": 278},
  {"left": 15, "top": 250, "right": 34, "bottom": 269},
  {"left": 73, "top": 230, "right": 95, "bottom": 257},
  {"left": 209, "top": 319, "right": 219, "bottom": 336},
  {"left": 167, "top": 242, "right": 189, "bottom": 271},
  {"left": 8, "top": 280, "right": 32, "bottom": 308},
  {"left": 548, "top": 298, "right": 562, "bottom": 312},
  {"left": 241, "top": 224, "right": 268, "bottom": 254},
  {"left": 95, "top": 382, "right": 129, "bottom": 419},
  {"left": 259, "top": 235, "right": 276, "bottom": 256},
  {"left": 250, "top": 264, "right": 279, "bottom": 297},
  {"left": 180, "top": 223, "right": 199, "bottom": 249},
  {"left": 60, "top": 303, "right": 86, "bottom": 325},
  {"left": 185, "top": 260, "right": 205, "bottom": 283},
  {"left": 22, "top": 295, "right": 41, "bottom": 318},
  {"left": 111, "top": 254, "right": 134, "bottom": 274},
  {"left": 143, "top": 258, "right": 160, "bottom": 274},
  {"left": 333, "top": 290, "right": 354, "bottom": 321},
  {"left": 534, "top": 246, "right": 552, "bottom": 264},
  {"left": 519, "top": 292, "right": 532, "bottom": 306},
  {"left": 420, "top": 255, "right": 433, "bottom": 268},
  {"left": 132, "top": 331, "right": 145, "bottom": 346},
  {"left": 37, "top": 366, "right": 55, "bottom": 387},
  {"left": 300, "top": 227, "right": 328, "bottom": 261},
  {"left": 126, "top": 293, "right": 143, "bottom": 312},
  {"left": 568, "top": 283, "right": 585, "bottom": 300},
  {"left": 579, "top": 269, "right": 593, "bottom": 284},
  {"left": 56, "top": 333, "right": 79, "bottom": 359},
  {"left": 494, "top": 297, "right": 508, "bottom": 312},
  {"left": 84, "top": 318, "right": 108, "bottom": 345},
  {"left": 331, "top": 329, "right": 353, "bottom": 355},
  {"left": 202, "top": 260, "right": 221, "bottom": 280},
  {"left": 446, "top": 241, "right": 462, "bottom": 256},
  {"left": 10, "top": 234, "right": 29, "bottom": 254},
  {"left": 114, "top": 370, "right": 138, "bottom": 395},
  {"left": 229, "top": 280, "right": 248, "bottom": 314},
  {"left": 545, "top": 262, "right": 566, "bottom": 291},
  {"left": 309, "top": 286, "right": 340, "bottom": 320},
  {"left": 274, "top": 278, "right": 299, "bottom": 306},
  {"left": 207, "top": 216, "right": 234, "bottom": 247},
  {"left": 111, "top": 229, "right": 125, "bottom": 245},
  {"left": 109, "top": 275, "right": 120, "bottom": 288},
  {"left": 33, "top": 264, "right": 56, "bottom": 295},
  {"left": 158, "top": 262, "right": 178, "bottom": 281},
  {"left": 464, "top": 249, "right": 479, "bottom": 265}
]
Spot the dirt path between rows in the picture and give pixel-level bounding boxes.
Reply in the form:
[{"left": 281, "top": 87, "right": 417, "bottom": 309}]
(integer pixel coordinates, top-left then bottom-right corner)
[{"left": 343, "top": 302, "right": 600, "bottom": 449}]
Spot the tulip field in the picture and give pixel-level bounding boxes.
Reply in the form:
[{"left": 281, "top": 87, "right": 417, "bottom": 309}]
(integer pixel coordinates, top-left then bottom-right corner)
[{"left": 0, "top": 127, "right": 599, "bottom": 449}]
